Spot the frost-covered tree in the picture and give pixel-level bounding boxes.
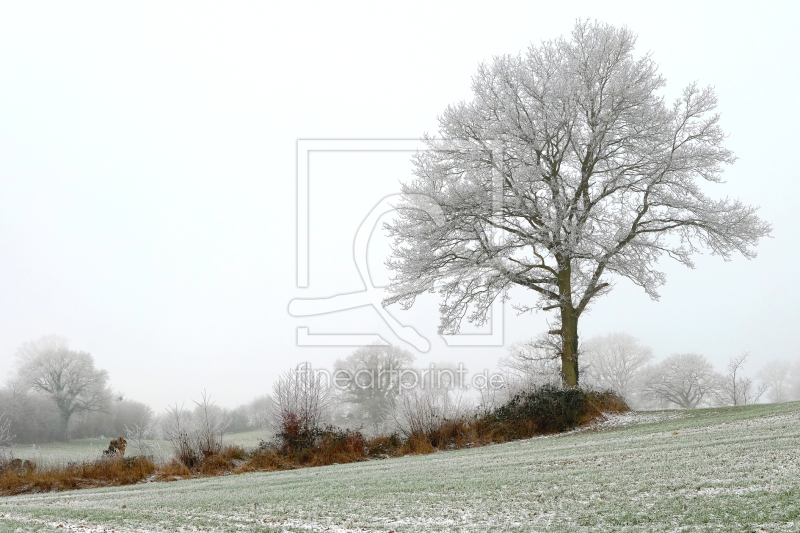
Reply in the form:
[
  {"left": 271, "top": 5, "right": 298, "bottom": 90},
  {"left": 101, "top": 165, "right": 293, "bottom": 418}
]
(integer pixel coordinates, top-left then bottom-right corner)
[
  {"left": 581, "top": 332, "right": 653, "bottom": 399},
  {"left": 15, "top": 335, "right": 110, "bottom": 441},
  {"left": 640, "top": 353, "right": 721, "bottom": 409},
  {"left": 384, "top": 20, "right": 771, "bottom": 387},
  {"left": 498, "top": 334, "right": 563, "bottom": 392},
  {"left": 333, "top": 344, "right": 415, "bottom": 431}
]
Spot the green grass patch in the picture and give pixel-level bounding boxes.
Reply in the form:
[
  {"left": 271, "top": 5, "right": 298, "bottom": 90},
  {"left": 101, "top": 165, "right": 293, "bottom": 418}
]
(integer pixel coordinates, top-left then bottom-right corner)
[{"left": 1, "top": 401, "right": 798, "bottom": 531}]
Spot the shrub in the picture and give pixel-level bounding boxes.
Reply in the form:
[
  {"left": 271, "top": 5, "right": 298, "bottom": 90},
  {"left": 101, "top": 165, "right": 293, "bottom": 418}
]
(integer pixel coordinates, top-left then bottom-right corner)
[
  {"left": 162, "top": 392, "right": 231, "bottom": 470},
  {"left": 153, "top": 460, "right": 192, "bottom": 482},
  {"left": 365, "top": 433, "right": 402, "bottom": 457},
  {"left": 309, "top": 426, "right": 367, "bottom": 466},
  {"left": 493, "top": 385, "right": 590, "bottom": 435},
  {"left": 388, "top": 387, "right": 462, "bottom": 438},
  {"left": 277, "top": 412, "right": 320, "bottom": 455},
  {"left": 163, "top": 404, "right": 202, "bottom": 469}
]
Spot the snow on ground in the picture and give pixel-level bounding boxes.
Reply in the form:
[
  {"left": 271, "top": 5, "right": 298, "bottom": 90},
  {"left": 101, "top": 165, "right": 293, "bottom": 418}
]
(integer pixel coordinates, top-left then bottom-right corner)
[{"left": 1, "top": 402, "right": 799, "bottom": 532}]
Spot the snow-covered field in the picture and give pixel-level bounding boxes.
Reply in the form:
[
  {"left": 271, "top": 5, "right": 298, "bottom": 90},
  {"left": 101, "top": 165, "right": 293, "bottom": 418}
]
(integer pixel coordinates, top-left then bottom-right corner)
[{"left": 1, "top": 402, "right": 798, "bottom": 532}]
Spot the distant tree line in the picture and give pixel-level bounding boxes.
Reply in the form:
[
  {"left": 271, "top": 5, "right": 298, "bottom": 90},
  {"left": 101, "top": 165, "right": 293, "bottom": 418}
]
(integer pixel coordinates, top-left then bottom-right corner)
[
  {"left": 5, "top": 332, "right": 797, "bottom": 447},
  {"left": 0, "top": 335, "right": 266, "bottom": 445},
  {"left": 501, "top": 331, "right": 800, "bottom": 410}
]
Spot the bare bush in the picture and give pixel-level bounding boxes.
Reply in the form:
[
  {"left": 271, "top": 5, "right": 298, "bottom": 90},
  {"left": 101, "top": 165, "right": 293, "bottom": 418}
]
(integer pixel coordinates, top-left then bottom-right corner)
[
  {"left": 476, "top": 379, "right": 504, "bottom": 418},
  {"left": 388, "top": 386, "right": 464, "bottom": 437},
  {"left": 162, "top": 403, "right": 200, "bottom": 468},
  {"left": 161, "top": 391, "right": 230, "bottom": 468},
  {"left": 270, "top": 364, "right": 333, "bottom": 441},
  {"left": 716, "top": 353, "right": 767, "bottom": 406},
  {"left": 124, "top": 420, "right": 164, "bottom": 462}
]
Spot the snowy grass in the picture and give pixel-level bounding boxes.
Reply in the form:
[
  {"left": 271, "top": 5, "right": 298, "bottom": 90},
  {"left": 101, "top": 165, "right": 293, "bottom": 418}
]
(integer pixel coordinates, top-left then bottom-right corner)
[{"left": 1, "top": 402, "right": 798, "bottom": 532}]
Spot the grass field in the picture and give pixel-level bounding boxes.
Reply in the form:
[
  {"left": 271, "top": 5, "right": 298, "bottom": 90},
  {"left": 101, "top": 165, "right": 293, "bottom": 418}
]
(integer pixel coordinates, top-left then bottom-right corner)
[
  {"left": 1, "top": 402, "right": 798, "bottom": 532},
  {"left": 6, "top": 430, "right": 267, "bottom": 466}
]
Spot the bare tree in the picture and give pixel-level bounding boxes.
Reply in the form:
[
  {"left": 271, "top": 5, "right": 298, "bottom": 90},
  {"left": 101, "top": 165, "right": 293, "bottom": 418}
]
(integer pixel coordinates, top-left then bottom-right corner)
[
  {"left": 384, "top": 20, "right": 771, "bottom": 388},
  {"left": 270, "top": 363, "right": 333, "bottom": 435},
  {"left": 15, "top": 335, "right": 111, "bottom": 441},
  {"left": 163, "top": 403, "right": 199, "bottom": 467},
  {"left": 757, "top": 359, "right": 797, "bottom": 403},
  {"left": 640, "top": 354, "right": 722, "bottom": 409},
  {"left": 192, "top": 391, "right": 230, "bottom": 456},
  {"left": 498, "top": 334, "right": 562, "bottom": 393},
  {"left": 791, "top": 360, "right": 800, "bottom": 402},
  {"left": 716, "top": 352, "right": 767, "bottom": 406},
  {"left": 333, "top": 344, "right": 414, "bottom": 432},
  {"left": 581, "top": 332, "right": 653, "bottom": 399}
]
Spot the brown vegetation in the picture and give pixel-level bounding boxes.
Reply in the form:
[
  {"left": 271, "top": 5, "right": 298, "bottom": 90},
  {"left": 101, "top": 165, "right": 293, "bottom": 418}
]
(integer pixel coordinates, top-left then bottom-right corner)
[
  {"left": 0, "top": 456, "right": 155, "bottom": 495},
  {"left": 0, "top": 387, "right": 628, "bottom": 496}
]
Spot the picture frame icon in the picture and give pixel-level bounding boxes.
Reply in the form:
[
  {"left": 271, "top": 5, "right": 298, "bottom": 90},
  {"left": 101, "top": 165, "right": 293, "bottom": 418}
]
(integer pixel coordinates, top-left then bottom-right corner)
[{"left": 291, "top": 140, "right": 504, "bottom": 350}]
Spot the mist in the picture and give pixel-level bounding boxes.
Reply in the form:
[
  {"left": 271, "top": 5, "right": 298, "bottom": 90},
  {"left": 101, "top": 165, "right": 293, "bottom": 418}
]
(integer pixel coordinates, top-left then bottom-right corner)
[{"left": 1, "top": 1, "right": 799, "bottom": 416}]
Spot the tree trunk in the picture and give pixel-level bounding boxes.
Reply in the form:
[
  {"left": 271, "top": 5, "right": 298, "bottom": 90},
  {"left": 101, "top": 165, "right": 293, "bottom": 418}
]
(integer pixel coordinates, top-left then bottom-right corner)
[
  {"left": 560, "top": 306, "right": 580, "bottom": 388},
  {"left": 557, "top": 259, "right": 580, "bottom": 388},
  {"left": 57, "top": 408, "right": 71, "bottom": 442}
]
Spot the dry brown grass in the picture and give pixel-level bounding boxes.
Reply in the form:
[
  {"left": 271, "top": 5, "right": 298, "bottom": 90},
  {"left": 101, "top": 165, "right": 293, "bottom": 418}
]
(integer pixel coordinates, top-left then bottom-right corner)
[
  {"left": 151, "top": 460, "right": 192, "bottom": 482},
  {"left": 0, "top": 456, "right": 156, "bottom": 496},
  {"left": 198, "top": 444, "right": 248, "bottom": 476},
  {"left": 1, "top": 388, "right": 629, "bottom": 496}
]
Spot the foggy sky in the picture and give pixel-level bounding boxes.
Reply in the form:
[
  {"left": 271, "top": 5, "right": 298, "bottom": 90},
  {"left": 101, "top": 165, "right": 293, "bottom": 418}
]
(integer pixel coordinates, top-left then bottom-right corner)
[{"left": 1, "top": 1, "right": 798, "bottom": 410}]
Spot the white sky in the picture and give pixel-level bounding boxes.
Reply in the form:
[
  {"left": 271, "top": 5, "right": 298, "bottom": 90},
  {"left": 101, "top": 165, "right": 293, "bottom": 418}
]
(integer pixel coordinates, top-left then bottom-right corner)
[{"left": 1, "top": 1, "right": 798, "bottom": 410}]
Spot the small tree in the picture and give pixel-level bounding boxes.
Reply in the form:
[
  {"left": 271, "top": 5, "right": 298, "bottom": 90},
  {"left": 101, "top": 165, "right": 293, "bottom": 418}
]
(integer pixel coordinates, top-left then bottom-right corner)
[
  {"left": 640, "top": 353, "right": 721, "bottom": 409},
  {"left": 192, "top": 391, "right": 230, "bottom": 457},
  {"left": 163, "top": 403, "right": 199, "bottom": 467},
  {"left": 581, "top": 332, "right": 653, "bottom": 400},
  {"left": 15, "top": 335, "right": 111, "bottom": 441},
  {"left": 333, "top": 344, "right": 415, "bottom": 431},
  {"left": 716, "top": 352, "right": 767, "bottom": 406},
  {"left": 270, "top": 363, "right": 333, "bottom": 449}
]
